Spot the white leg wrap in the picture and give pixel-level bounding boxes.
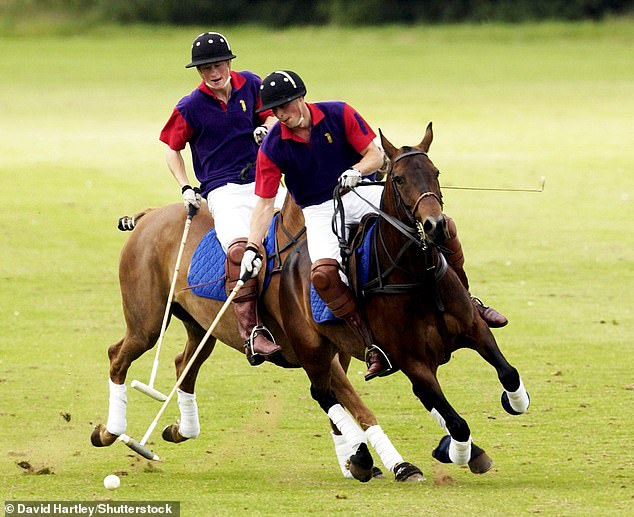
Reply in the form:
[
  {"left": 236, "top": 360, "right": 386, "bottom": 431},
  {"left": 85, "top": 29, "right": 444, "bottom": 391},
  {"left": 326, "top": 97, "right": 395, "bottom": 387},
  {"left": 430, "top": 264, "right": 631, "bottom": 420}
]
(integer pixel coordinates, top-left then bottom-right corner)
[
  {"left": 106, "top": 379, "right": 127, "bottom": 436},
  {"left": 365, "top": 425, "right": 404, "bottom": 473},
  {"left": 327, "top": 404, "right": 367, "bottom": 450},
  {"left": 430, "top": 408, "right": 448, "bottom": 432},
  {"left": 177, "top": 389, "right": 200, "bottom": 439},
  {"left": 506, "top": 378, "right": 530, "bottom": 413},
  {"left": 449, "top": 436, "right": 472, "bottom": 465},
  {"left": 330, "top": 432, "right": 354, "bottom": 479}
]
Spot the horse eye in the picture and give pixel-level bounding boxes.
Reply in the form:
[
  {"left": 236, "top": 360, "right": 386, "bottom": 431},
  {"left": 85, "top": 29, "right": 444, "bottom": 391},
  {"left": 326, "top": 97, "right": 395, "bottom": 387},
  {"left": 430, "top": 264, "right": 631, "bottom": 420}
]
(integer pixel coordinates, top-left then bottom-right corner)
[{"left": 393, "top": 175, "right": 404, "bottom": 185}]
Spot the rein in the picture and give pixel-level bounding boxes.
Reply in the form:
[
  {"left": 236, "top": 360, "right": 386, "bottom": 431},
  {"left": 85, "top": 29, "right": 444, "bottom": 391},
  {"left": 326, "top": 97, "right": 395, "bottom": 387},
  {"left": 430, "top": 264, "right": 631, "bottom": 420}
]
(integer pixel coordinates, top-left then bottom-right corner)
[
  {"left": 269, "top": 210, "right": 306, "bottom": 274},
  {"left": 332, "top": 149, "right": 448, "bottom": 308}
]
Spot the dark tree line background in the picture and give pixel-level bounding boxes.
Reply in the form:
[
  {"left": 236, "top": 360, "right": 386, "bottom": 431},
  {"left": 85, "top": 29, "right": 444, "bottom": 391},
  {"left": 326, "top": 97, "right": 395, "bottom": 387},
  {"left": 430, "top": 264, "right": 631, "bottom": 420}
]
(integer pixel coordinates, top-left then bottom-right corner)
[{"left": 5, "top": 0, "right": 633, "bottom": 25}]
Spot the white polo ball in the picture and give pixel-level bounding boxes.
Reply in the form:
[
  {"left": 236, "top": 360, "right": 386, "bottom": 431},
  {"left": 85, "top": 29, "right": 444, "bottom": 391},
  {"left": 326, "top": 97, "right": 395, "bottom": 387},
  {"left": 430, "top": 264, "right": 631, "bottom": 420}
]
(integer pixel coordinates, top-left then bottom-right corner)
[{"left": 103, "top": 474, "right": 120, "bottom": 490}]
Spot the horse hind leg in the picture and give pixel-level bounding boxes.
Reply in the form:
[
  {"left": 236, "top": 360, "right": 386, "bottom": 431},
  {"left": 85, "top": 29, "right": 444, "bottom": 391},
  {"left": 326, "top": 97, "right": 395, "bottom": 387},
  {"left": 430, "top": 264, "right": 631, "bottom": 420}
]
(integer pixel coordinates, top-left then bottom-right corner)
[{"left": 162, "top": 314, "right": 216, "bottom": 444}]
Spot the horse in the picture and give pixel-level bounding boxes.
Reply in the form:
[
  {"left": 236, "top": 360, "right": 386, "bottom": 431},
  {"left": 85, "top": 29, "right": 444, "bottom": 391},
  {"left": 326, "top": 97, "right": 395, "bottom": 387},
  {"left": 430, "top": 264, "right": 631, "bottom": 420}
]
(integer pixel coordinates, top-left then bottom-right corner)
[
  {"left": 90, "top": 192, "right": 424, "bottom": 482},
  {"left": 277, "top": 122, "right": 530, "bottom": 474}
]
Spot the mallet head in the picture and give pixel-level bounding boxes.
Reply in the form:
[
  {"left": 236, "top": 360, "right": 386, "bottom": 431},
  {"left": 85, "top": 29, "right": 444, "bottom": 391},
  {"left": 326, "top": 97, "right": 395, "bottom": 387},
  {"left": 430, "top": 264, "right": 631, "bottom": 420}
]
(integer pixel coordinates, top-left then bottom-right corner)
[{"left": 131, "top": 380, "right": 167, "bottom": 402}]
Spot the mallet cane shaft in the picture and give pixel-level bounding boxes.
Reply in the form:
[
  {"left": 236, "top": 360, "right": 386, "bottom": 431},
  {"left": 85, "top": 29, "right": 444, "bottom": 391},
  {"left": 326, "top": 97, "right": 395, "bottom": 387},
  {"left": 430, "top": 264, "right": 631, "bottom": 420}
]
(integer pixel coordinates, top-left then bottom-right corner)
[
  {"left": 443, "top": 176, "right": 546, "bottom": 193},
  {"left": 121, "top": 271, "right": 253, "bottom": 460},
  {"left": 131, "top": 204, "right": 198, "bottom": 402}
]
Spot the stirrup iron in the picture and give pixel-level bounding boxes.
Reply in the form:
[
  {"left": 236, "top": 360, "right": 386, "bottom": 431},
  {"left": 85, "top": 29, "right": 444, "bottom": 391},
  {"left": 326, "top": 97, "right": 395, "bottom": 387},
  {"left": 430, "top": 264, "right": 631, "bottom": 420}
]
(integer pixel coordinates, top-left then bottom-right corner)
[
  {"left": 365, "top": 344, "right": 396, "bottom": 380},
  {"left": 244, "top": 325, "right": 277, "bottom": 366}
]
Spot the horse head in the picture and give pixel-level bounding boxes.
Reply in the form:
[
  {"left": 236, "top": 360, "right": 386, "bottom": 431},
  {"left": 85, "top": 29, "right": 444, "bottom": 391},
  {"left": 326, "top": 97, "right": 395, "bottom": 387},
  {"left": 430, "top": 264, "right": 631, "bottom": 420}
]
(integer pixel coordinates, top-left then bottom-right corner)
[{"left": 380, "top": 122, "right": 448, "bottom": 247}]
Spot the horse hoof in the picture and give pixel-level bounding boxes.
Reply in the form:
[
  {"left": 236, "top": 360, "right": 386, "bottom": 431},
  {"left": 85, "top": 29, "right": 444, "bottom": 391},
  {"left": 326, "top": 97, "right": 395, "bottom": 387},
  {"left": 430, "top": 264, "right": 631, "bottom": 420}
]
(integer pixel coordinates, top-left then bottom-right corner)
[
  {"left": 246, "top": 352, "right": 265, "bottom": 367},
  {"left": 371, "top": 466, "right": 385, "bottom": 479},
  {"left": 432, "top": 435, "right": 452, "bottom": 463},
  {"left": 348, "top": 443, "right": 374, "bottom": 483},
  {"left": 468, "top": 448, "right": 493, "bottom": 474},
  {"left": 90, "top": 424, "right": 118, "bottom": 447},
  {"left": 501, "top": 391, "right": 531, "bottom": 415},
  {"left": 432, "top": 435, "right": 490, "bottom": 473},
  {"left": 394, "top": 462, "right": 425, "bottom": 482},
  {"left": 161, "top": 424, "right": 189, "bottom": 444}
]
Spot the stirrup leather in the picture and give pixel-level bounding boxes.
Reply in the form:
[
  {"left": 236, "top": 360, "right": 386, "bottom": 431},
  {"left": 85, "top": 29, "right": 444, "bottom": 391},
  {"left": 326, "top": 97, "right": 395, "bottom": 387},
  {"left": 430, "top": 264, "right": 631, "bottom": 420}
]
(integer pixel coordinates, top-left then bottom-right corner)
[{"left": 365, "top": 344, "right": 395, "bottom": 378}]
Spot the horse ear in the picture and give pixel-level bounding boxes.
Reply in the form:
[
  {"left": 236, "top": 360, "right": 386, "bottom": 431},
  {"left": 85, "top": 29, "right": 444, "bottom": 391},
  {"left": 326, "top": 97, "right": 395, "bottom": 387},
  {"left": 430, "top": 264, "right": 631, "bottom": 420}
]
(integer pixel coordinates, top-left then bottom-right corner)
[
  {"left": 419, "top": 121, "right": 433, "bottom": 152},
  {"left": 379, "top": 129, "right": 397, "bottom": 160}
]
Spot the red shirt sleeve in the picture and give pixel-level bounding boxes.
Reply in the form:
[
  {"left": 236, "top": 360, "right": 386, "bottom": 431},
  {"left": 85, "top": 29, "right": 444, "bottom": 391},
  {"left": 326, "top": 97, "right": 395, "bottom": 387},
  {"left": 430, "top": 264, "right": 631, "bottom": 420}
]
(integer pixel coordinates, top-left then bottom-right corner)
[
  {"left": 255, "top": 150, "right": 282, "bottom": 198},
  {"left": 159, "top": 108, "right": 193, "bottom": 151},
  {"left": 343, "top": 104, "right": 376, "bottom": 153},
  {"left": 256, "top": 108, "right": 274, "bottom": 124}
]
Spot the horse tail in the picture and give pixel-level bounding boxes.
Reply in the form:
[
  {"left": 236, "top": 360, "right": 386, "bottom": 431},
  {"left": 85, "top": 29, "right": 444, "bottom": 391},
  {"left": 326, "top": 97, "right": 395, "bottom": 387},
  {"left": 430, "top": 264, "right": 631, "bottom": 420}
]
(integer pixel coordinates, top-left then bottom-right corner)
[{"left": 117, "top": 208, "right": 155, "bottom": 231}]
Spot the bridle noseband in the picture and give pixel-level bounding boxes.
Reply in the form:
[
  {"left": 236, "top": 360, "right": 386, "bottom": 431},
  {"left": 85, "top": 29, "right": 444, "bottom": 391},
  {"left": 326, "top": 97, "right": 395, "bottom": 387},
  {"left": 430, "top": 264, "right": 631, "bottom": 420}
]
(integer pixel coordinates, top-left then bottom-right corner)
[{"left": 388, "top": 149, "right": 443, "bottom": 246}]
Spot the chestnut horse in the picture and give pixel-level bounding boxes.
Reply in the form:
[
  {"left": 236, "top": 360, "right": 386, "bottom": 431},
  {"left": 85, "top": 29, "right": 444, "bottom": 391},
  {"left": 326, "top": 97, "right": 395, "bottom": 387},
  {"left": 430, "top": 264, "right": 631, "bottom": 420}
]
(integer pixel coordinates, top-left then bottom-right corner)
[
  {"left": 277, "top": 123, "right": 530, "bottom": 473},
  {"left": 90, "top": 192, "right": 423, "bottom": 482}
]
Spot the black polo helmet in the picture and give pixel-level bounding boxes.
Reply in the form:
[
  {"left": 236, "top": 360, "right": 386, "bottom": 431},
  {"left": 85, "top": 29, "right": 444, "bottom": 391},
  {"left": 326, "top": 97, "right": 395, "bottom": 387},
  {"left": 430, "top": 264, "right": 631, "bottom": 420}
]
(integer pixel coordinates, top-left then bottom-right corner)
[
  {"left": 185, "top": 32, "right": 236, "bottom": 68},
  {"left": 257, "top": 70, "right": 307, "bottom": 113}
]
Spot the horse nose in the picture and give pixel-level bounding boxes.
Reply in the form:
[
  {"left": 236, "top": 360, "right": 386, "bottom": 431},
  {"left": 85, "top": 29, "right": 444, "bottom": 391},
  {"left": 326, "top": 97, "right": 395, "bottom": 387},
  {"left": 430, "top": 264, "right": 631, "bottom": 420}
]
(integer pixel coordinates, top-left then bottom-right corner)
[
  {"left": 423, "top": 215, "right": 446, "bottom": 244},
  {"left": 423, "top": 216, "right": 437, "bottom": 236}
]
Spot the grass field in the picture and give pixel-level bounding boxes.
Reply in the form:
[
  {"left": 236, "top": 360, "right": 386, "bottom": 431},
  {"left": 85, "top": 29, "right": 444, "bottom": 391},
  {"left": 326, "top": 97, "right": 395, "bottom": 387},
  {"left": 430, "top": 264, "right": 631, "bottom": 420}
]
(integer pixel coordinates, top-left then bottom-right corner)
[{"left": 1, "top": 20, "right": 633, "bottom": 516}]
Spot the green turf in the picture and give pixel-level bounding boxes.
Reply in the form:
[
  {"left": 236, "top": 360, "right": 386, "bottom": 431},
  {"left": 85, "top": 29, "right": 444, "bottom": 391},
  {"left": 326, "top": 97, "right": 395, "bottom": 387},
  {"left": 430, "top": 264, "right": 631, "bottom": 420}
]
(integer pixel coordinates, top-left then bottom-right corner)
[{"left": 1, "top": 21, "right": 633, "bottom": 516}]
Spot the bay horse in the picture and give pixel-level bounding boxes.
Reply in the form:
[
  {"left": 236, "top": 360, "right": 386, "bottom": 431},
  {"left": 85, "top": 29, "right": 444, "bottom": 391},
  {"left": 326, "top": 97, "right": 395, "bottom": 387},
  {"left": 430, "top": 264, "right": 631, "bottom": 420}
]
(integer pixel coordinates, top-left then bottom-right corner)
[
  {"left": 90, "top": 192, "right": 423, "bottom": 482},
  {"left": 278, "top": 122, "right": 530, "bottom": 473}
]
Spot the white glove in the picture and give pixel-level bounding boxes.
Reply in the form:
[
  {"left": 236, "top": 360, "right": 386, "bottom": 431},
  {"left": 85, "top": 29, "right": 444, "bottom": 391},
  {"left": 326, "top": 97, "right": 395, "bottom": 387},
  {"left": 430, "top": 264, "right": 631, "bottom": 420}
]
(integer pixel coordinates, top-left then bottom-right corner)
[
  {"left": 339, "top": 168, "right": 362, "bottom": 188},
  {"left": 182, "top": 185, "right": 201, "bottom": 210},
  {"left": 253, "top": 125, "right": 268, "bottom": 145},
  {"left": 240, "top": 245, "right": 263, "bottom": 280}
]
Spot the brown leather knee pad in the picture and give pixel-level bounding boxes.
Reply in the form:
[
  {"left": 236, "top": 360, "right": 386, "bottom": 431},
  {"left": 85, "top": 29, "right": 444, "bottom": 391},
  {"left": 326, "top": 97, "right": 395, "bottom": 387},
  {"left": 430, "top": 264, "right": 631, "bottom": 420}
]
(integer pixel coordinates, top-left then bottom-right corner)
[
  {"left": 443, "top": 215, "right": 465, "bottom": 269},
  {"left": 225, "top": 238, "right": 257, "bottom": 301},
  {"left": 310, "top": 258, "right": 356, "bottom": 318}
]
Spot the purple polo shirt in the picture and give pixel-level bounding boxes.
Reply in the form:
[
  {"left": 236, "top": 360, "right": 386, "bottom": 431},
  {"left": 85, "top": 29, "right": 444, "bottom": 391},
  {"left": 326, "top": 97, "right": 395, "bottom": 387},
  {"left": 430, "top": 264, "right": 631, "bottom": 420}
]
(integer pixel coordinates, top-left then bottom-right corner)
[
  {"left": 160, "top": 70, "right": 271, "bottom": 197},
  {"left": 256, "top": 102, "right": 376, "bottom": 208}
]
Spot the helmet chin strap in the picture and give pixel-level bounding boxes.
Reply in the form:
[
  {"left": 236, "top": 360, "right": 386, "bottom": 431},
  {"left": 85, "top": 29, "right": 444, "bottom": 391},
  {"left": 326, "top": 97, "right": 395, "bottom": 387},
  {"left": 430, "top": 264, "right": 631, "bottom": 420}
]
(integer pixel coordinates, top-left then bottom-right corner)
[{"left": 205, "top": 74, "right": 232, "bottom": 91}]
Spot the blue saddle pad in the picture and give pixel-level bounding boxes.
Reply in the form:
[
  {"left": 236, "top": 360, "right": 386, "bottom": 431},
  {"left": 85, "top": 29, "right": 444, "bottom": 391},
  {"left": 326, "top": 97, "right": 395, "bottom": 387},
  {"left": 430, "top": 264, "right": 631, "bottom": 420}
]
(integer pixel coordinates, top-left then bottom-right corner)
[
  {"left": 188, "top": 214, "right": 279, "bottom": 300},
  {"left": 310, "top": 221, "right": 375, "bottom": 323}
]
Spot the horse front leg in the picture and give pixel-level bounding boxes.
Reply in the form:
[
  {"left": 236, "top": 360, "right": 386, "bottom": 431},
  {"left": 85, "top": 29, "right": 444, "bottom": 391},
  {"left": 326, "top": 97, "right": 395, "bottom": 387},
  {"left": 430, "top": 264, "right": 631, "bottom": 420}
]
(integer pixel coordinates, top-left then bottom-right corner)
[
  {"left": 330, "top": 354, "right": 424, "bottom": 482},
  {"left": 407, "top": 363, "right": 493, "bottom": 474},
  {"left": 162, "top": 319, "right": 216, "bottom": 444},
  {"left": 468, "top": 321, "right": 530, "bottom": 415}
]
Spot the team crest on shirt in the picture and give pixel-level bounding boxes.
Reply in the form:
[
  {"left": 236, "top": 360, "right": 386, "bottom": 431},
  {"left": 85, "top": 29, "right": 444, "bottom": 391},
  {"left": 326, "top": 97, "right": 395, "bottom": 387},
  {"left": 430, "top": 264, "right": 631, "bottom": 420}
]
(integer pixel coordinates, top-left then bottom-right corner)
[
  {"left": 324, "top": 132, "right": 333, "bottom": 144},
  {"left": 240, "top": 99, "right": 247, "bottom": 112}
]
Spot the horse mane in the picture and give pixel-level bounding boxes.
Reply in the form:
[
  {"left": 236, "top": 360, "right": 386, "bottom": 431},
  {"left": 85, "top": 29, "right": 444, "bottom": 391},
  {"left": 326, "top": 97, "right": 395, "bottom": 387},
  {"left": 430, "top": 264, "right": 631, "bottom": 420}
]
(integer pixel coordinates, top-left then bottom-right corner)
[{"left": 117, "top": 208, "right": 156, "bottom": 231}]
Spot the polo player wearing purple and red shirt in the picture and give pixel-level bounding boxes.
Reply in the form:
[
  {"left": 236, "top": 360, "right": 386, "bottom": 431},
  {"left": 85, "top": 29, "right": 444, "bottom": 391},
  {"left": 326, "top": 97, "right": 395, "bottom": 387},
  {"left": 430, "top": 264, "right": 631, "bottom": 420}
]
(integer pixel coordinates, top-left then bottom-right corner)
[
  {"left": 160, "top": 33, "right": 286, "bottom": 385},
  {"left": 241, "top": 71, "right": 508, "bottom": 384},
  {"left": 240, "top": 70, "right": 392, "bottom": 382}
]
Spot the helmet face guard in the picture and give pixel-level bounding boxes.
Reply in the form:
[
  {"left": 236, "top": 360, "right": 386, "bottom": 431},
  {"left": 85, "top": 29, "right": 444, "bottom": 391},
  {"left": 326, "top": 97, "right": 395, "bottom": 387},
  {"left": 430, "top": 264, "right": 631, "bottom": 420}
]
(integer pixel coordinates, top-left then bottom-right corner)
[
  {"left": 257, "top": 70, "right": 307, "bottom": 113},
  {"left": 186, "top": 32, "right": 236, "bottom": 68}
]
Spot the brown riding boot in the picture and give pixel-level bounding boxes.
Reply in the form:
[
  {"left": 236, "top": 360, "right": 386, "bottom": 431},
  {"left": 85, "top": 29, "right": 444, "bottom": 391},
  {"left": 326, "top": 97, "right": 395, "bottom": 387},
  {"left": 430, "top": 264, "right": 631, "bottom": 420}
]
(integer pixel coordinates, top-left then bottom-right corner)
[
  {"left": 226, "top": 239, "right": 281, "bottom": 365},
  {"left": 311, "top": 259, "right": 394, "bottom": 381},
  {"left": 443, "top": 216, "right": 508, "bottom": 328}
]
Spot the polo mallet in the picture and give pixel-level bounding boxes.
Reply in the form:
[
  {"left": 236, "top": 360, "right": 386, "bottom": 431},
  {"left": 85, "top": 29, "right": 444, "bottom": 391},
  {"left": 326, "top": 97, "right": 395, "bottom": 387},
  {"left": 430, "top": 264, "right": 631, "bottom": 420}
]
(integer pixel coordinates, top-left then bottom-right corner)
[
  {"left": 443, "top": 176, "right": 546, "bottom": 193},
  {"left": 131, "top": 204, "right": 198, "bottom": 402},
  {"left": 120, "top": 270, "right": 253, "bottom": 461}
]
